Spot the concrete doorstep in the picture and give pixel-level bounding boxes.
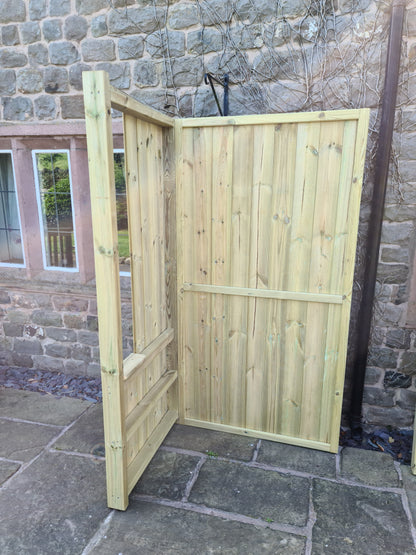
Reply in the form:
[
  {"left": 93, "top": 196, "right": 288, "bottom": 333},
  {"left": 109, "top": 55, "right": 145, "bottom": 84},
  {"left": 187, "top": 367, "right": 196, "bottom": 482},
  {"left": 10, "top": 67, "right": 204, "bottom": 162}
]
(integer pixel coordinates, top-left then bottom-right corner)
[{"left": 0, "top": 389, "right": 415, "bottom": 554}]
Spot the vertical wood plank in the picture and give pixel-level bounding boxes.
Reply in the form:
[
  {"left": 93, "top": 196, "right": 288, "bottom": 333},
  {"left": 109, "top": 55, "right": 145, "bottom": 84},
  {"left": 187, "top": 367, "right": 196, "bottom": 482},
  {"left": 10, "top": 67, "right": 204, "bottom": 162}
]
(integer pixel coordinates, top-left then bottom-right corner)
[
  {"left": 226, "top": 125, "right": 253, "bottom": 427},
  {"left": 192, "top": 127, "right": 213, "bottom": 422},
  {"left": 245, "top": 124, "right": 275, "bottom": 431},
  {"left": 328, "top": 110, "right": 369, "bottom": 451},
  {"left": 164, "top": 125, "right": 179, "bottom": 412},
  {"left": 300, "top": 121, "right": 344, "bottom": 440},
  {"left": 83, "top": 70, "right": 127, "bottom": 510},
  {"left": 210, "top": 126, "right": 233, "bottom": 423},
  {"left": 267, "top": 123, "right": 298, "bottom": 433},
  {"left": 279, "top": 122, "right": 321, "bottom": 438}
]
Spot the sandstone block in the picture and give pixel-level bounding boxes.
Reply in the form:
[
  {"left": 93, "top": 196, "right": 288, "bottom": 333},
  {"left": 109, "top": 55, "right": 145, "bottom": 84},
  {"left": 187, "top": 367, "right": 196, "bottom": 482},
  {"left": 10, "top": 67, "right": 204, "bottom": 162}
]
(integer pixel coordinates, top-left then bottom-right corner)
[
  {"left": 384, "top": 370, "right": 412, "bottom": 389},
  {"left": 20, "top": 22, "right": 41, "bottom": 44},
  {"left": 400, "top": 351, "right": 416, "bottom": 375},
  {"left": 165, "top": 57, "right": 203, "bottom": 87},
  {"left": 362, "top": 386, "right": 395, "bottom": 408},
  {"left": 187, "top": 29, "right": 223, "bottom": 54},
  {"left": 34, "top": 95, "right": 56, "bottom": 120},
  {"left": 60, "top": 95, "right": 85, "bottom": 119},
  {"left": 32, "top": 309, "right": 62, "bottom": 327},
  {"left": 3, "top": 323, "right": 23, "bottom": 337},
  {"left": 49, "top": 42, "right": 80, "bottom": 65},
  {"left": 1, "top": 25, "right": 19, "bottom": 46},
  {"left": 46, "top": 327, "right": 77, "bottom": 342},
  {"left": 14, "top": 338, "right": 43, "bottom": 355},
  {"left": 71, "top": 344, "right": 91, "bottom": 362},
  {"left": 28, "top": 43, "right": 49, "bottom": 65},
  {"left": 376, "top": 263, "right": 409, "bottom": 285},
  {"left": 367, "top": 346, "right": 398, "bottom": 369},
  {"left": 77, "top": 330, "right": 99, "bottom": 346},
  {"left": 108, "top": 7, "right": 163, "bottom": 35},
  {"left": 386, "top": 328, "right": 411, "bottom": 350},
  {"left": 49, "top": 0, "right": 70, "bottom": 16},
  {"left": 0, "top": 49, "right": 27, "bottom": 68},
  {"left": 96, "top": 62, "right": 130, "bottom": 89},
  {"left": 82, "top": 39, "right": 115, "bottom": 62},
  {"left": 0, "top": 0, "right": 26, "bottom": 23},
  {"left": 29, "top": 0, "right": 47, "bottom": 20},
  {"left": 0, "top": 70, "right": 16, "bottom": 95},
  {"left": 64, "top": 15, "right": 88, "bottom": 41},
  {"left": 44, "top": 343, "right": 70, "bottom": 358},
  {"left": 16, "top": 69, "right": 43, "bottom": 94},
  {"left": 118, "top": 36, "right": 144, "bottom": 60},
  {"left": 2, "top": 97, "right": 33, "bottom": 121},
  {"left": 91, "top": 15, "right": 107, "bottom": 38},
  {"left": 146, "top": 30, "right": 185, "bottom": 58},
  {"left": 42, "top": 19, "right": 62, "bottom": 42},
  {"left": 133, "top": 60, "right": 159, "bottom": 87},
  {"left": 69, "top": 63, "right": 91, "bottom": 90},
  {"left": 76, "top": 0, "right": 108, "bottom": 15},
  {"left": 168, "top": 3, "right": 199, "bottom": 29},
  {"left": 44, "top": 67, "right": 69, "bottom": 93}
]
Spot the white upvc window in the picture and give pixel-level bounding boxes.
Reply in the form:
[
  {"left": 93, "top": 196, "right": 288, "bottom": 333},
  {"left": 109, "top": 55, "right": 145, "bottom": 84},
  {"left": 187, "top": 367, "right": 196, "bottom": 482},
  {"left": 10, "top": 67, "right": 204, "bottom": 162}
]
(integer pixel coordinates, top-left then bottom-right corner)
[
  {"left": 114, "top": 149, "right": 130, "bottom": 276},
  {"left": 0, "top": 150, "right": 25, "bottom": 267},
  {"left": 32, "top": 150, "right": 78, "bottom": 271}
]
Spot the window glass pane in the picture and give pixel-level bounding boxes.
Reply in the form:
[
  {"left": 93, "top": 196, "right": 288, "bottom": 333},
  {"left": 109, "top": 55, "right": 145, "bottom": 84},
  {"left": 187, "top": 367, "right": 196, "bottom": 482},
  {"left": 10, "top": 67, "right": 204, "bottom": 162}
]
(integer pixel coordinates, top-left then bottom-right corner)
[
  {"left": 114, "top": 152, "right": 130, "bottom": 273},
  {"left": 34, "top": 152, "right": 76, "bottom": 269},
  {"left": 0, "top": 152, "right": 24, "bottom": 265}
]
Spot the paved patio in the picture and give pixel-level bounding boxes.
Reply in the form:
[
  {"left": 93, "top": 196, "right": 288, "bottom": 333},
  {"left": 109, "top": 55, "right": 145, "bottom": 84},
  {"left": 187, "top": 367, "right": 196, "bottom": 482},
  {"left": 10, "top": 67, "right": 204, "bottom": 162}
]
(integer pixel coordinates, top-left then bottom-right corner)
[{"left": 0, "top": 388, "right": 415, "bottom": 554}]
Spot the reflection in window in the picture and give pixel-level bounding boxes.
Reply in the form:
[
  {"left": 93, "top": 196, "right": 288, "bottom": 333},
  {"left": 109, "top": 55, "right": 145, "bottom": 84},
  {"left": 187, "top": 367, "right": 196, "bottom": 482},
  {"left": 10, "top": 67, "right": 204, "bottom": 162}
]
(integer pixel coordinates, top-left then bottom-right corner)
[
  {"left": 114, "top": 151, "right": 130, "bottom": 274},
  {"left": 0, "top": 152, "right": 24, "bottom": 265},
  {"left": 34, "top": 151, "right": 77, "bottom": 269}
]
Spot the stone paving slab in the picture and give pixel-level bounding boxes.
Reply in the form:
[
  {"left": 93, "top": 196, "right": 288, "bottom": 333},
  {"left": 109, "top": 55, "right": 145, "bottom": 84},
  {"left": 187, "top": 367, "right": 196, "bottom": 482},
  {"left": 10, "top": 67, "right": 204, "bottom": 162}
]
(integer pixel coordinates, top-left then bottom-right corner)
[
  {"left": 163, "top": 424, "right": 256, "bottom": 461},
  {"left": 258, "top": 440, "right": 337, "bottom": 478},
  {"left": 312, "top": 478, "right": 415, "bottom": 554},
  {"left": 189, "top": 458, "right": 310, "bottom": 526},
  {"left": 54, "top": 403, "right": 104, "bottom": 456},
  {"left": 132, "top": 450, "right": 200, "bottom": 501},
  {"left": 0, "top": 389, "right": 90, "bottom": 426},
  {"left": 0, "top": 418, "right": 60, "bottom": 462},
  {"left": 401, "top": 465, "right": 416, "bottom": 524},
  {"left": 88, "top": 499, "right": 306, "bottom": 554},
  {"left": 0, "top": 451, "right": 109, "bottom": 555},
  {"left": 340, "top": 446, "right": 400, "bottom": 488},
  {"left": 0, "top": 460, "right": 20, "bottom": 486}
]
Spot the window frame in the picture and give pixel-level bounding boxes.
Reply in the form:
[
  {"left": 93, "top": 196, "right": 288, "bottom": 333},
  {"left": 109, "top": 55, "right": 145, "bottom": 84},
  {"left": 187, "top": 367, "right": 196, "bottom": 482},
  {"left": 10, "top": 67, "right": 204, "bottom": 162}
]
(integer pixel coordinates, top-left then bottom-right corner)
[
  {"left": 0, "top": 149, "right": 26, "bottom": 268},
  {"left": 32, "top": 148, "right": 79, "bottom": 272}
]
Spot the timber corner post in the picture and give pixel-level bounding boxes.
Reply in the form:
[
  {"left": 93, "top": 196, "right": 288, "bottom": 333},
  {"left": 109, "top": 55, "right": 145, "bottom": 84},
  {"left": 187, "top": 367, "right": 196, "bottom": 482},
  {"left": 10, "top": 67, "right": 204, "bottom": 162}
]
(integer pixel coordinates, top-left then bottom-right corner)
[{"left": 83, "top": 71, "right": 128, "bottom": 510}]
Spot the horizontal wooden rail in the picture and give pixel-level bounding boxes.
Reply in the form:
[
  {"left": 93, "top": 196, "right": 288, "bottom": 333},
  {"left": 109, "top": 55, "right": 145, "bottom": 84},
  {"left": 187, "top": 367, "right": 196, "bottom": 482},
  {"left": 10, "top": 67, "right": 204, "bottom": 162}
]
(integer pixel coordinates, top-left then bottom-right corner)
[
  {"left": 126, "top": 370, "right": 177, "bottom": 441},
  {"left": 123, "top": 328, "right": 175, "bottom": 381},
  {"left": 181, "top": 283, "right": 343, "bottom": 305},
  {"left": 127, "top": 409, "right": 178, "bottom": 494},
  {"left": 110, "top": 85, "right": 174, "bottom": 128},
  {"left": 180, "top": 109, "right": 367, "bottom": 128},
  {"left": 184, "top": 418, "right": 332, "bottom": 452}
]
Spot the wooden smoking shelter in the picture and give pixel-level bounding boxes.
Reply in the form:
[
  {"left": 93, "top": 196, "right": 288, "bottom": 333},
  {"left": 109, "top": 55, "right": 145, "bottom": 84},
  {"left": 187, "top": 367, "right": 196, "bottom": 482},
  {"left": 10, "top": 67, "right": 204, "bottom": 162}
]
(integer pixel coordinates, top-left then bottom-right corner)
[{"left": 83, "top": 71, "right": 370, "bottom": 510}]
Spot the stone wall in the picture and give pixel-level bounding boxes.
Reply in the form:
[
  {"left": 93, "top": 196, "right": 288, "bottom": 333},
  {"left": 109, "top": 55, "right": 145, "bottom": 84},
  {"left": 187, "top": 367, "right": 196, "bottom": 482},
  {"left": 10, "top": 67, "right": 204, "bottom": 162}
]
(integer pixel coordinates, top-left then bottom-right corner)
[
  {"left": 0, "top": 0, "right": 416, "bottom": 430},
  {"left": 0, "top": 284, "right": 133, "bottom": 378}
]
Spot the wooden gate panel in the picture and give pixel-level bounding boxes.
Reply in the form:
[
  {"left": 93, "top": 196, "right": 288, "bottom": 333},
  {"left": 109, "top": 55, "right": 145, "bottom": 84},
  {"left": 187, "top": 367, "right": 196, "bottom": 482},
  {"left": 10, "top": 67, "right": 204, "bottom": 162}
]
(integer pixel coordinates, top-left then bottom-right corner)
[
  {"left": 84, "top": 72, "right": 177, "bottom": 510},
  {"left": 178, "top": 112, "right": 369, "bottom": 452}
]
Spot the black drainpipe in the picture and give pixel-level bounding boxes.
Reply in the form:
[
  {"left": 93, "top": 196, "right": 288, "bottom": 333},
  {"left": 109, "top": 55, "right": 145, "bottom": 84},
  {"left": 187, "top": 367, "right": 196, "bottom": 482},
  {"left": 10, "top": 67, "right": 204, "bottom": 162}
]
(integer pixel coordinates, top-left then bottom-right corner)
[{"left": 349, "top": 0, "right": 406, "bottom": 437}]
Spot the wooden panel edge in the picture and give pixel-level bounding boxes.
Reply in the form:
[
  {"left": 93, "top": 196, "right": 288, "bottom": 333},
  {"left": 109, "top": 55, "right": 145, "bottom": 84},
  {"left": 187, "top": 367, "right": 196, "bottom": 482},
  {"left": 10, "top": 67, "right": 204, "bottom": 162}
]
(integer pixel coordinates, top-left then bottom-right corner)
[
  {"left": 181, "top": 109, "right": 365, "bottom": 128},
  {"left": 109, "top": 80, "right": 174, "bottom": 127}
]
